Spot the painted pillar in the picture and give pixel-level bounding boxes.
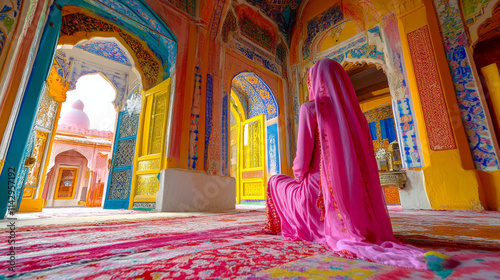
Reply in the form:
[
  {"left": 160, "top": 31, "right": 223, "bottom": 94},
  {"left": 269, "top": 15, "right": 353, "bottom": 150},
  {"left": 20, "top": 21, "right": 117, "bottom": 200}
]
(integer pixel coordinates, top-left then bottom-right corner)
[
  {"left": 0, "top": 0, "right": 50, "bottom": 175},
  {"left": 432, "top": 0, "right": 500, "bottom": 210},
  {"left": 0, "top": 5, "right": 61, "bottom": 218},
  {"left": 396, "top": 0, "right": 484, "bottom": 210},
  {"left": 178, "top": 21, "right": 198, "bottom": 170}
]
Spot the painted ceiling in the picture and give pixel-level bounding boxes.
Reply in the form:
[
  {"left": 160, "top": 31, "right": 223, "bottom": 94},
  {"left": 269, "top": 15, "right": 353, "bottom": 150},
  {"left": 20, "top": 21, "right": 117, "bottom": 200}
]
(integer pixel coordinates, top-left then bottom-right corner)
[
  {"left": 55, "top": 0, "right": 176, "bottom": 76},
  {"left": 243, "top": 0, "right": 304, "bottom": 39},
  {"left": 76, "top": 39, "right": 132, "bottom": 66},
  {"left": 232, "top": 72, "right": 278, "bottom": 120}
]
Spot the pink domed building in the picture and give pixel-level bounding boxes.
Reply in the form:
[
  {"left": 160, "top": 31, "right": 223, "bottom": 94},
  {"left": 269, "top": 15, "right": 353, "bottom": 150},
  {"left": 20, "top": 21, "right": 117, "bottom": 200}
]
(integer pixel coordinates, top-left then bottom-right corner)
[{"left": 42, "top": 100, "right": 114, "bottom": 207}]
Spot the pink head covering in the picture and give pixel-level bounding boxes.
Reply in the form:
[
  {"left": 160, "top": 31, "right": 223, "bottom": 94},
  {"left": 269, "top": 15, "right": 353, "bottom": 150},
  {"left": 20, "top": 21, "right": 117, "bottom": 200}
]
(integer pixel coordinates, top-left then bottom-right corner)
[{"left": 308, "top": 58, "right": 427, "bottom": 269}]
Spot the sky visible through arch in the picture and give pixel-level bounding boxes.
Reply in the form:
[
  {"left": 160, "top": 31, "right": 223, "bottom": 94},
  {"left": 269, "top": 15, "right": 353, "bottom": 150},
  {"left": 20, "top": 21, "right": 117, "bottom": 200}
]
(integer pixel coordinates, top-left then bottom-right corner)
[{"left": 60, "top": 74, "right": 117, "bottom": 132}]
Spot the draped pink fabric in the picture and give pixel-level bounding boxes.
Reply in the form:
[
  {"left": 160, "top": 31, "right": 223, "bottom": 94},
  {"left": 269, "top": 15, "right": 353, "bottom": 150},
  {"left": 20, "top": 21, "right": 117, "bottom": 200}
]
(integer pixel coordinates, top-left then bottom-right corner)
[{"left": 266, "top": 58, "right": 427, "bottom": 269}]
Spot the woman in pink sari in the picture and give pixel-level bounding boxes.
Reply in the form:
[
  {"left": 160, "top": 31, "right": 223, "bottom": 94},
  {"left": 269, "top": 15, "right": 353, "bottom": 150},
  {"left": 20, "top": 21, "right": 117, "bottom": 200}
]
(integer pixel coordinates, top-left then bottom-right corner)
[{"left": 264, "top": 58, "right": 453, "bottom": 270}]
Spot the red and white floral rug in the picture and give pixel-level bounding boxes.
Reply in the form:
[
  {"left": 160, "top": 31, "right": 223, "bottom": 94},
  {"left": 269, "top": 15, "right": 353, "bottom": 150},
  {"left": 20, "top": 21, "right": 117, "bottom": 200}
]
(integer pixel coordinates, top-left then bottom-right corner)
[{"left": 2, "top": 207, "right": 499, "bottom": 279}]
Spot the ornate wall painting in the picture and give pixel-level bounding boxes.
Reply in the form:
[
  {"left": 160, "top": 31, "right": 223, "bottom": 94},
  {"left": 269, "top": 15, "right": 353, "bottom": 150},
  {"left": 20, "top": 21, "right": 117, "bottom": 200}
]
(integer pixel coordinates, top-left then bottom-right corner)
[
  {"left": 235, "top": 4, "right": 277, "bottom": 53},
  {"left": 163, "top": 0, "right": 196, "bottom": 17},
  {"left": 207, "top": 78, "right": 222, "bottom": 175},
  {"left": 54, "top": 51, "right": 73, "bottom": 81},
  {"left": 60, "top": 13, "right": 161, "bottom": 89},
  {"left": 318, "top": 35, "right": 385, "bottom": 68},
  {"left": 407, "top": 26, "right": 457, "bottom": 151},
  {"left": 204, "top": 74, "right": 214, "bottom": 171},
  {"left": 231, "top": 38, "right": 282, "bottom": 77},
  {"left": 222, "top": 9, "right": 237, "bottom": 44},
  {"left": 209, "top": 0, "right": 225, "bottom": 40},
  {"left": 188, "top": 66, "right": 202, "bottom": 170},
  {"left": 221, "top": 93, "right": 229, "bottom": 176},
  {"left": 76, "top": 39, "right": 132, "bottom": 66},
  {"left": 232, "top": 72, "right": 278, "bottom": 120},
  {"left": 267, "top": 123, "right": 280, "bottom": 176},
  {"left": 35, "top": 90, "right": 59, "bottom": 131},
  {"left": 303, "top": 4, "right": 344, "bottom": 59},
  {"left": 59, "top": 0, "right": 176, "bottom": 76},
  {"left": 397, "top": 98, "right": 423, "bottom": 168},
  {"left": 434, "top": 0, "right": 499, "bottom": 171},
  {"left": 0, "top": 0, "right": 22, "bottom": 61},
  {"left": 244, "top": 0, "right": 303, "bottom": 38},
  {"left": 224, "top": 50, "right": 280, "bottom": 99}
]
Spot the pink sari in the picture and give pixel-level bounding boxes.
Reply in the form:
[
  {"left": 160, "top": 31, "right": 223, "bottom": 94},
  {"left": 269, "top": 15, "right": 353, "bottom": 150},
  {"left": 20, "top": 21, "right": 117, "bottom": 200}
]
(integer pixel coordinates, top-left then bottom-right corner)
[{"left": 266, "top": 59, "right": 428, "bottom": 269}]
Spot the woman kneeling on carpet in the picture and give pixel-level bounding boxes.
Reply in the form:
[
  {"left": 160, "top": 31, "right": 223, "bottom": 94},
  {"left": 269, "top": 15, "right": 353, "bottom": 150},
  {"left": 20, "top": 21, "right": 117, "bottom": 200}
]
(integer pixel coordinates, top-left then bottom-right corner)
[{"left": 263, "top": 58, "right": 458, "bottom": 271}]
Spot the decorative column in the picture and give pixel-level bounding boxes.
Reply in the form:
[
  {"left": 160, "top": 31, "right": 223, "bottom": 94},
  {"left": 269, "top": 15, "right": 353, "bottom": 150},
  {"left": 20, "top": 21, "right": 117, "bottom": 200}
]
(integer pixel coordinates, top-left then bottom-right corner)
[{"left": 395, "top": 0, "right": 484, "bottom": 210}]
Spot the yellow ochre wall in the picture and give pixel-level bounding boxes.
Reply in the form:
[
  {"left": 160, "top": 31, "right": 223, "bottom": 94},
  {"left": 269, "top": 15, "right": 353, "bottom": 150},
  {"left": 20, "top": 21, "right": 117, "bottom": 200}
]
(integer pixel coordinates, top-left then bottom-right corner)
[{"left": 397, "top": 0, "right": 484, "bottom": 210}]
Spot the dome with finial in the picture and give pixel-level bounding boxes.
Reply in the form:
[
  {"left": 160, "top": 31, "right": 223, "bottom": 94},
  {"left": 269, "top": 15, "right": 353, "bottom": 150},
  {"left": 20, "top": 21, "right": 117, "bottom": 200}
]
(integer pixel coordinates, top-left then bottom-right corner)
[{"left": 59, "top": 99, "right": 90, "bottom": 129}]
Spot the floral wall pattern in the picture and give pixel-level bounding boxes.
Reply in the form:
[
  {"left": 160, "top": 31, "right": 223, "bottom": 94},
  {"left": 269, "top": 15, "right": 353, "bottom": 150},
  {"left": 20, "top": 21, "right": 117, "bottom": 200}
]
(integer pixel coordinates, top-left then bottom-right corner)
[
  {"left": 232, "top": 72, "right": 278, "bottom": 120},
  {"left": 267, "top": 123, "right": 280, "bottom": 176},
  {"left": 60, "top": 13, "right": 160, "bottom": 90},
  {"left": 76, "top": 39, "right": 132, "bottom": 66},
  {"left": 303, "top": 4, "right": 344, "bottom": 59},
  {"left": 407, "top": 26, "right": 457, "bottom": 151},
  {"left": 188, "top": 66, "right": 202, "bottom": 170},
  {"left": 221, "top": 93, "right": 229, "bottom": 176},
  {"left": 434, "top": 0, "right": 499, "bottom": 171},
  {"left": 236, "top": 4, "right": 277, "bottom": 53},
  {"left": 204, "top": 74, "right": 214, "bottom": 171},
  {"left": 0, "top": 0, "right": 22, "bottom": 62}
]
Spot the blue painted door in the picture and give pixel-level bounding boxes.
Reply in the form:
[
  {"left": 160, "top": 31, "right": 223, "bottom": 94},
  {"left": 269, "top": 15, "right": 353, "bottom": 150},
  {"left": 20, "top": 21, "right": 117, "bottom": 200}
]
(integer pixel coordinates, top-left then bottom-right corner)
[{"left": 103, "top": 110, "right": 140, "bottom": 209}]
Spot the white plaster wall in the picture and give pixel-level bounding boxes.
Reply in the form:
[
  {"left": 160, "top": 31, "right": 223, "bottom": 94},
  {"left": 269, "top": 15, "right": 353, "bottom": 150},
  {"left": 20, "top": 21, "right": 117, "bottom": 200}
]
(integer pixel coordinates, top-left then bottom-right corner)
[
  {"left": 398, "top": 170, "right": 432, "bottom": 209},
  {"left": 156, "top": 169, "right": 236, "bottom": 212}
]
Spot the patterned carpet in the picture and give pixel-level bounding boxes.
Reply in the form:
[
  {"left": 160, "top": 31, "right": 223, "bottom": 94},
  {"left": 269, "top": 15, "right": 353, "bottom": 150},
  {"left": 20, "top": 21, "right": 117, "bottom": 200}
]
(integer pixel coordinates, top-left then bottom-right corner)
[
  {"left": 13, "top": 207, "right": 145, "bottom": 219},
  {"left": 1, "top": 206, "right": 499, "bottom": 279}
]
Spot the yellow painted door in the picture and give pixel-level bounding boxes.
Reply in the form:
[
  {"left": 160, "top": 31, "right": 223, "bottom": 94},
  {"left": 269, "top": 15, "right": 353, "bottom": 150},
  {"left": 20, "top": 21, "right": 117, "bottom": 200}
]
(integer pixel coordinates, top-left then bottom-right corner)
[
  {"left": 239, "top": 114, "right": 266, "bottom": 201},
  {"left": 129, "top": 78, "right": 171, "bottom": 209}
]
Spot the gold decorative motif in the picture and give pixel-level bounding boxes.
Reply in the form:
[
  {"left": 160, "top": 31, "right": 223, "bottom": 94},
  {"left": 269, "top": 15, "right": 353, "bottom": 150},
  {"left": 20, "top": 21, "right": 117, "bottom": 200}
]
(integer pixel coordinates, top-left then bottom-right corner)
[
  {"left": 25, "top": 131, "right": 48, "bottom": 187},
  {"left": 242, "top": 181, "right": 264, "bottom": 197},
  {"left": 148, "top": 93, "right": 167, "bottom": 155},
  {"left": 137, "top": 159, "right": 161, "bottom": 171},
  {"left": 46, "top": 64, "right": 69, "bottom": 102},
  {"left": 379, "top": 171, "right": 406, "bottom": 189},
  {"left": 35, "top": 91, "right": 59, "bottom": 130},
  {"left": 136, "top": 175, "right": 159, "bottom": 196},
  {"left": 22, "top": 186, "right": 36, "bottom": 199}
]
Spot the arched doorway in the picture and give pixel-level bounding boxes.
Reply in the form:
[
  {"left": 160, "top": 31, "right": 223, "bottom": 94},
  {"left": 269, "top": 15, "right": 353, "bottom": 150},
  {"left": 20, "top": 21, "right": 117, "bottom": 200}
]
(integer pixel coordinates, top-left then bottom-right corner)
[
  {"left": 344, "top": 62, "right": 405, "bottom": 204},
  {"left": 41, "top": 72, "right": 117, "bottom": 208},
  {"left": 44, "top": 149, "right": 89, "bottom": 207},
  {"left": 0, "top": 1, "right": 177, "bottom": 216},
  {"left": 230, "top": 72, "right": 280, "bottom": 204}
]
